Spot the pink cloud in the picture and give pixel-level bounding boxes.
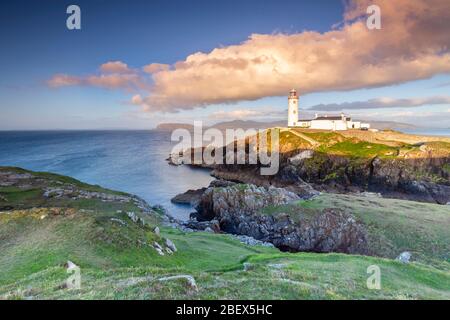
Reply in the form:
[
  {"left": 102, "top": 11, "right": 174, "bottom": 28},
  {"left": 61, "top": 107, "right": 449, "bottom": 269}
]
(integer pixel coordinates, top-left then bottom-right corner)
[
  {"left": 100, "top": 61, "right": 131, "bottom": 74},
  {"left": 49, "top": 0, "right": 450, "bottom": 113},
  {"left": 47, "top": 74, "right": 82, "bottom": 87},
  {"left": 137, "top": 0, "right": 450, "bottom": 111},
  {"left": 48, "top": 73, "right": 147, "bottom": 91},
  {"left": 142, "top": 63, "right": 170, "bottom": 74},
  {"left": 85, "top": 74, "right": 144, "bottom": 90}
]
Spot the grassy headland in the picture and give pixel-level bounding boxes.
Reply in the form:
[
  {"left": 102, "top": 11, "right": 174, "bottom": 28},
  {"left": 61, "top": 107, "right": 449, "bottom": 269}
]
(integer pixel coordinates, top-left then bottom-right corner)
[{"left": 0, "top": 167, "right": 449, "bottom": 299}]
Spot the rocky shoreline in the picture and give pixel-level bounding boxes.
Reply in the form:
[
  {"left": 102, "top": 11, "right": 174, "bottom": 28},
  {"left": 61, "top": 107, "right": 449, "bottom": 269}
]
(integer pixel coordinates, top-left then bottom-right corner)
[
  {"left": 169, "top": 180, "right": 370, "bottom": 254},
  {"left": 165, "top": 130, "right": 450, "bottom": 255}
]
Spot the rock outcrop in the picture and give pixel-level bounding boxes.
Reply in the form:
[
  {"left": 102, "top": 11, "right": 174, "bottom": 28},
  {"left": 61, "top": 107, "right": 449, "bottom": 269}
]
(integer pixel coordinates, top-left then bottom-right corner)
[
  {"left": 210, "top": 151, "right": 450, "bottom": 204},
  {"left": 194, "top": 183, "right": 369, "bottom": 254},
  {"left": 178, "top": 130, "right": 450, "bottom": 204},
  {"left": 44, "top": 187, "right": 132, "bottom": 203},
  {"left": 195, "top": 184, "right": 301, "bottom": 221},
  {"left": 171, "top": 188, "right": 206, "bottom": 206}
]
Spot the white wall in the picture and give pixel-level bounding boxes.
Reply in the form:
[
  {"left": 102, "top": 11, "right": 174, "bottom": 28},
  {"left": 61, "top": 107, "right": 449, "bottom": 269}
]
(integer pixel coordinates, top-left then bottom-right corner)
[
  {"left": 348, "top": 121, "right": 361, "bottom": 129},
  {"left": 310, "top": 120, "right": 348, "bottom": 130},
  {"left": 287, "top": 97, "right": 298, "bottom": 127}
]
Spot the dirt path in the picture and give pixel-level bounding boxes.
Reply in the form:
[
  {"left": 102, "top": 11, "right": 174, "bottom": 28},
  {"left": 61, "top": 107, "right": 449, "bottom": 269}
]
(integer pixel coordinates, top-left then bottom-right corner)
[{"left": 279, "top": 128, "right": 320, "bottom": 147}]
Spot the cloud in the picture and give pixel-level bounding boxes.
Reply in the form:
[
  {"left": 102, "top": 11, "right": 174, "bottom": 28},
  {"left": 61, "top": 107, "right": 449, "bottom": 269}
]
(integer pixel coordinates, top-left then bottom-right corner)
[
  {"left": 48, "top": 60, "right": 147, "bottom": 91},
  {"left": 308, "top": 96, "right": 450, "bottom": 111},
  {"left": 49, "top": 0, "right": 450, "bottom": 113},
  {"left": 137, "top": 0, "right": 450, "bottom": 111},
  {"left": 48, "top": 72, "right": 147, "bottom": 91},
  {"left": 99, "top": 61, "right": 131, "bottom": 74},
  {"left": 143, "top": 63, "right": 170, "bottom": 74},
  {"left": 47, "top": 74, "right": 82, "bottom": 87},
  {"left": 85, "top": 74, "right": 145, "bottom": 90}
]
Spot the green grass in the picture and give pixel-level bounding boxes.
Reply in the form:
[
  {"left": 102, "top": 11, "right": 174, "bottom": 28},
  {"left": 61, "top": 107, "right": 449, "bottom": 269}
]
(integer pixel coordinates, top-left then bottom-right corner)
[
  {"left": 1, "top": 250, "right": 448, "bottom": 300},
  {"left": 318, "top": 140, "right": 399, "bottom": 158},
  {"left": 0, "top": 188, "right": 43, "bottom": 206},
  {"left": 278, "top": 131, "right": 312, "bottom": 150},
  {"left": 1, "top": 167, "right": 449, "bottom": 299},
  {"left": 0, "top": 166, "right": 128, "bottom": 196},
  {"left": 284, "top": 131, "right": 402, "bottom": 159},
  {"left": 300, "top": 131, "right": 344, "bottom": 144},
  {"left": 266, "top": 193, "right": 450, "bottom": 267}
]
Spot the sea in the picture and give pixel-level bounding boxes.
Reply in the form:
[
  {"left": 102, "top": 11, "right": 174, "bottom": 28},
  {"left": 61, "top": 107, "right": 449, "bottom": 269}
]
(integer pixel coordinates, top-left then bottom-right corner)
[{"left": 0, "top": 130, "right": 214, "bottom": 220}]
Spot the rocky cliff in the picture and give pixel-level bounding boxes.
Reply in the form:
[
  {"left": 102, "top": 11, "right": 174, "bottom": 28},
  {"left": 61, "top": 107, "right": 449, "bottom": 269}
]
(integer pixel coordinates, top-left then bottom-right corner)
[
  {"left": 198, "top": 130, "right": 450, "bottom": 204},
  {"left": 194, "top": 183, "right": 369, "bottom": 254}
]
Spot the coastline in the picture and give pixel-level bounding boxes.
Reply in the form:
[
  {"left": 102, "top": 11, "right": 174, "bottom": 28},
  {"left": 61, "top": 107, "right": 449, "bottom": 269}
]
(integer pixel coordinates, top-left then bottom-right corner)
[{"left": 1, "top": 166, "right": 449, "bottom": 299}]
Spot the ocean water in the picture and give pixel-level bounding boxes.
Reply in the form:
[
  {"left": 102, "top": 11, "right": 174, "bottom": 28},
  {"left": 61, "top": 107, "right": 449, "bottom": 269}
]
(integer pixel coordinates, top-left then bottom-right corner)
[{"left": 0, "top": 130, "right": 214, "bottom": 220}]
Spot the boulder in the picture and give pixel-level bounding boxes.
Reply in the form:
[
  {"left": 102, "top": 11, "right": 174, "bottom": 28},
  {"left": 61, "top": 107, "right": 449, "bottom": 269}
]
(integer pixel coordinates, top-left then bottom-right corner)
[
  {"left": 110, "top": 218, "right": 126, "bottom": 226},
  {"left": 231, "top": 234, "right": 274, "bottom": 247},
  {"left": 171, "top": 188, "right": 206, "bottom": 206},
  {"left": 165, "top": 238, "right": 177, "bottom": 252},
  {"left": 158, "top": 275, "right": 198, "bottom": 291},
  {"left": 243, "top": 262, "right": 253, "bottom": 271},
  {"left": 209, "top": 179, "right": 236, "bottom": 188},
  {"left": 195, "top": 183, "right": 300, "bottom": 221},
  {"left": 65, "top": 260, "right": 78, "bottom": 270},
  {"left": 396, "top": 251, "right": 412, "bottom": 263},
  {"left": 182, "top": 219, "right": 221, "bottom": 232}
]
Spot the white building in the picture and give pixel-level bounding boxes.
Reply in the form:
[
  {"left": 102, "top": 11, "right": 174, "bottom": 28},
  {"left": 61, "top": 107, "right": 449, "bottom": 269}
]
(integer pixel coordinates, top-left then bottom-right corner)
[{"left": 287, "top": 89, "right": 370, "bottom": 131}]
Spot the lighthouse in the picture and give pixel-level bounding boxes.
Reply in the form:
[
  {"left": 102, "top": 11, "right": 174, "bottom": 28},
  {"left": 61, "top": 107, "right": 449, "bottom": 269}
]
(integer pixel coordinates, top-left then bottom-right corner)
[
  {"left": 286, "top": 89, "right": 371, "bottom": 130},
  {"left": 287, "top": 89, "right": 299, "bottom": 127}
]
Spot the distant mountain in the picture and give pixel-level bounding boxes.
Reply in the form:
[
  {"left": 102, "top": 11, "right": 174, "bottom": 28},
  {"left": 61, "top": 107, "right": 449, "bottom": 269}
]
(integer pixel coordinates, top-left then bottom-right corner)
[
  {"left": 156, "top": 123, "right": 196, "bottom": 131},
  {"left": 155, "top": 120, "right": 285, "bottom": 132},
  {"left": 156, "top": 119, "right": 417, "bottom": 131},
  {"left": 210, "top": 120, "right": 285, "bottom": 130}
]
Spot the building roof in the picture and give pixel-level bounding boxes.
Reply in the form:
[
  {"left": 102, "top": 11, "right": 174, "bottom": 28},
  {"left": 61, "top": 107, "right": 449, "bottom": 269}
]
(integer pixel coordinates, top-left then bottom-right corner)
[{"left": 314, "top": 116, "right": 351, "bottom": 121}]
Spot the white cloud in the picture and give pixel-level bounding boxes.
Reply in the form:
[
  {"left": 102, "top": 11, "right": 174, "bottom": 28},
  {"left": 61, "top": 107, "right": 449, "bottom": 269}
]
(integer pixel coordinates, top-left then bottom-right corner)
[
  {"left": 49, "top": 0, "right": 450, "bottom": 114},
  {"left": 99, "top": 61, "right": 131, "bottom": 74}
]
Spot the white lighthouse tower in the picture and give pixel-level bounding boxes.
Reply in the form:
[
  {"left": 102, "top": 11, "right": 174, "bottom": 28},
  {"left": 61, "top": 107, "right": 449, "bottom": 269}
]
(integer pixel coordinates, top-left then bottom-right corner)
[{"left": 287, "top": 89, "right": 299, "bottom": 127}]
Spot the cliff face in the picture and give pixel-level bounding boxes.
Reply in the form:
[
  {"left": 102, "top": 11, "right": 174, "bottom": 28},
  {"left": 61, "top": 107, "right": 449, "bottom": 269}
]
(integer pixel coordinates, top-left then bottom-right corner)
[
  {"left": 195, "top": 184, "right": 369, "bottom": 254},
  {"left": 210, "top": 154, "right": 450, "bottom": 204},
  {"left": 205, "top": 130, "right": 450, "bottom": 204},
  {"left": 279, "top": 151, "right": 450, "bottom": 204}
]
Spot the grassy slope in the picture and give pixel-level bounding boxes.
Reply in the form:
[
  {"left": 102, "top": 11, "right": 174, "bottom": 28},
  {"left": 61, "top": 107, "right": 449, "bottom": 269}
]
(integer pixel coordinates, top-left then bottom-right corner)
[
  {"left": 0, "top": 167, "right": 449, "bottom": 299},
  {"left": 281, "top": 129, "right": 450, "bottom": 159},
  {"left": 262, "top": 193, "right": 450, "bottom": 267}
]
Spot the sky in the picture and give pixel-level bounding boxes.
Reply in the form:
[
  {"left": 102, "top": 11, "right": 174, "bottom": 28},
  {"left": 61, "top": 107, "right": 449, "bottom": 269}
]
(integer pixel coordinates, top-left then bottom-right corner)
[{"left": 1, "top": 0, "right": 450, "bottom": 130}]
